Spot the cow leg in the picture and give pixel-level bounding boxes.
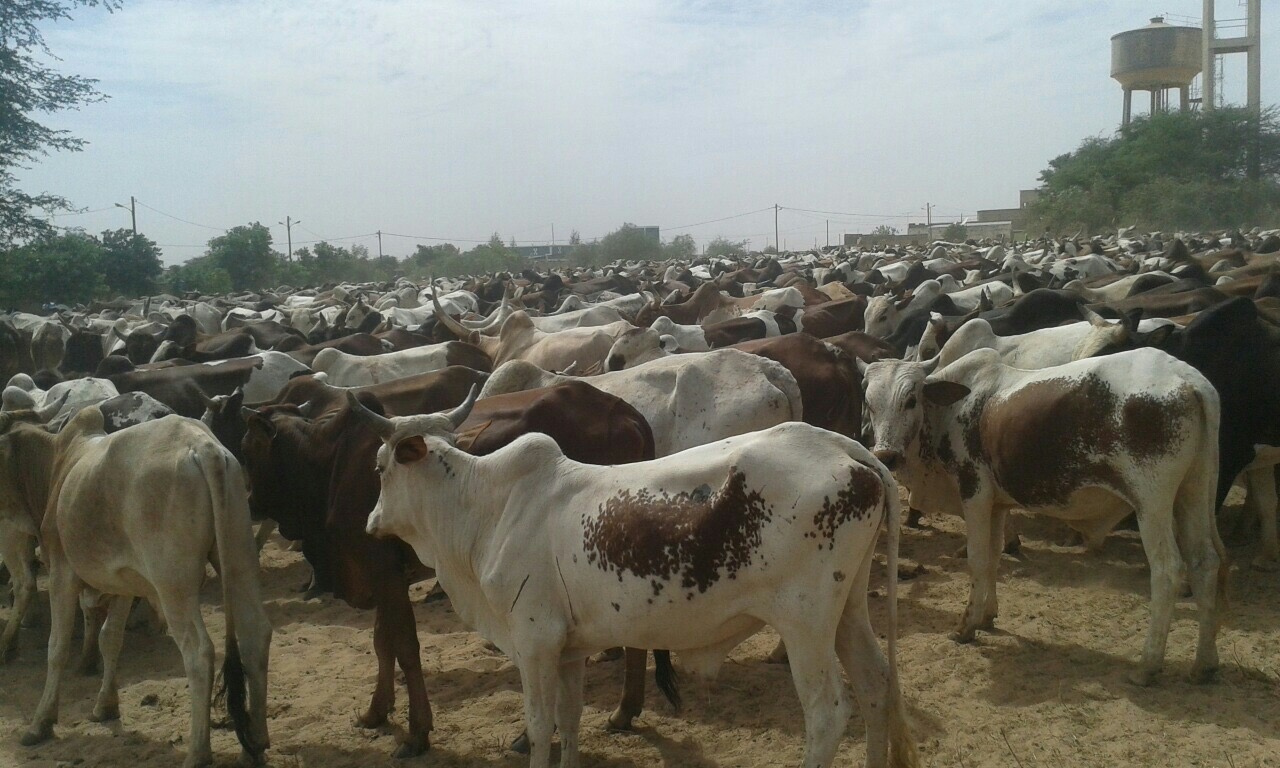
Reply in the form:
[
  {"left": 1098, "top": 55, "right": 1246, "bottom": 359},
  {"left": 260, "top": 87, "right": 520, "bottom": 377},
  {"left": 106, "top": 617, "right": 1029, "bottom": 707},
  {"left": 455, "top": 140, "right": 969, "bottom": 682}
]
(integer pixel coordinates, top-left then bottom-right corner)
[
  {"left": 253, "top": 520, "right": 277, "bottom": 552},
  {"left": 555, "top": 659, "right": 585, "bottom": 768},
  {"left": 389, "top": 588, "right": 432, "bottom": 758},
  {"left": 159, "top": 592, "right": 215, "bottom": 768},
  {"left": 980, "top": 508, "right": 1008, "bottom": 627},
  {"left": 0, "top": 530, "right": 36, "bottom": 664},
  {"left": 954, "top": 503, "right": 997, "bottom": 643},
  {"left": 1175, "top": 466, "right": 1224, "bottom": 684},
  {"left": 835, "top": 554, "right": 890, "bottom": 768},
  {"left": 90, "top": 595, "right": 131, "bottom": 722},
  {"left": 22, "top": 551, "right": 81, "bottom": 747},
  {"left": 1246, "top": 466, "right": 1280, "bottom": 570},
  {"left": 516, "top": 647, "right": 561, "bottom": 768},
  {"left": 1130, "top": 509, "right": 1180, "bottom": 687},
  {"left": 606, "top": 648, "right": 647, "bottom": 731},
  {"left": 358, "top": 606, "right": 397, "bottom": 730},
  {"left": 777, "top": 626, "right": 849, "bottom": 768},
  {"left": 77, "top": 592, "right": 108, "bottom": 676}
]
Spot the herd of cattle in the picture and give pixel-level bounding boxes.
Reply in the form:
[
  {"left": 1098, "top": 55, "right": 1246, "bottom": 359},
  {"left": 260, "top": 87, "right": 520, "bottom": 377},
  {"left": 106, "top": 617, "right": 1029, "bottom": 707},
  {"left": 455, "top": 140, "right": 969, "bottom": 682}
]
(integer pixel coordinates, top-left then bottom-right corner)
[{"left": 3, "top": 226, "right": 1280, "bottom": 767}]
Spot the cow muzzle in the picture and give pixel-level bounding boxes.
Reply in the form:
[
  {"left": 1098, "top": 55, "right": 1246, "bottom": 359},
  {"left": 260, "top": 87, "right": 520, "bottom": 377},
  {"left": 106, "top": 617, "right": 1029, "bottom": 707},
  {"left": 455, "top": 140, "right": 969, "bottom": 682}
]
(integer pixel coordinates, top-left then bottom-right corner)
[{"left": 872, "top": 448, "right": 903, "bottom": 471}]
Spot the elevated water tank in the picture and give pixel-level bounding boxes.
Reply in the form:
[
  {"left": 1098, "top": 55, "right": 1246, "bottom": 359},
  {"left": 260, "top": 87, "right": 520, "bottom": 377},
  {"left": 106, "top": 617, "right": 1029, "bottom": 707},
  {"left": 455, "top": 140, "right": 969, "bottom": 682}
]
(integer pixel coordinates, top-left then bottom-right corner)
[
  {"left": 1111, "top": 17, "right": 1202, "bottom": 125},
  {"left": 1111, "top": 17, "right": 1201, "bottom": 90}
]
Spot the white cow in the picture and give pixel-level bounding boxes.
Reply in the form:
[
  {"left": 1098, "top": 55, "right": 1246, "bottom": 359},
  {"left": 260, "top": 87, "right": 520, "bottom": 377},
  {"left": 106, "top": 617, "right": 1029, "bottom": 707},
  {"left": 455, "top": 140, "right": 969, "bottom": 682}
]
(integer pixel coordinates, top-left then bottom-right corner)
[
  {"left": 354, "top": 392, "right": 917, "bottom": 768},
  {"left": 860, "top": 348, "right": 1225, "bottom": 685},
  {"left": 480, "top": 351, "right": 804, "bottom": 457},
  {"left": 3, "top": 410, "right": 271, "bottom": 768},
  {"left": 311, "top": 341, "right": 480, "bottom": 387}
]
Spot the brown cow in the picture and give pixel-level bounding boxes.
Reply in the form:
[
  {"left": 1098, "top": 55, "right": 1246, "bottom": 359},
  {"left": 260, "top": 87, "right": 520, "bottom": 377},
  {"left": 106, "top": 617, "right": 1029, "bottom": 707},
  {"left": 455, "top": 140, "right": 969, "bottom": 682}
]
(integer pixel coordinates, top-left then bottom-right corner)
[{"left": 239, "top": 379, "right": 662, "bottom": 758}]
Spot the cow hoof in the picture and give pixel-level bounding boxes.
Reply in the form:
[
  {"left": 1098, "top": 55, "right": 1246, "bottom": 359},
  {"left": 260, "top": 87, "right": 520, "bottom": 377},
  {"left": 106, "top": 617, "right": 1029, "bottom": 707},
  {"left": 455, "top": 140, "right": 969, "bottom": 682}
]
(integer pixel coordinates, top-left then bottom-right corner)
[
  {"left": 510, "top": 731, "right": 531, "bottom": 755},
  {"left": 393, "top": 737, "right": 429, "bottom": 759},
  {"left": 89, "top": 704, "right": 120, "bottom": 723},
  {"left": 1003, "top": 535, "right": 1022, "bottom": 556},
  {"left": 905, "top": 508, "right": 926, "bottom": 528},
  {"left": 605, "top": 708, "right": 636, "bottom": 732},
  {"left": 1127, "top": 668, "right": 1158, "bottom": 687},
  {"left": 590, "top": 647, "right": 624, "bottom": 663},
  {"left": 181, "top": 750, "right": 214, "bottom": 768},
  {"left": 950, "top": 628, "right": 977, "bottom": 644},
  {"left": 356, "top": 710, "right": 388, "bottom": 729},
  {"left": 422, "top": 588, "right": 448, "bottom": 604},
  {"left": 21, "top": 722, "right": 53, "bottom": 746},
  {"left": 237, "top": 748, "right": 267, "bottom": 767},
  {"left": 1190, "top": 665, "right": 1219, "bottom": 685},
  {"left": 301, "top": 585, "right": 328, "bottom": 601}
]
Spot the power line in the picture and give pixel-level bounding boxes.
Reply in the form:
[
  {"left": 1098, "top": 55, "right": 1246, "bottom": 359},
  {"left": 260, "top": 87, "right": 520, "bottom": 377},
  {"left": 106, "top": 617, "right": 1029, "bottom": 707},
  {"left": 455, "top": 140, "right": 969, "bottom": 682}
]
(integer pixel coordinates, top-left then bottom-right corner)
[
  {"left": 134, "top": 200, "right": 227, "bottom": 231},
  {"left": 380, "top": 230, "right": 491, "bottom": 244},
  {"left": 665, "top": 206, "right": 776, "bottom": 231},
  {"left": 49, "top": 206, "right": 115, "bottom": 217},
  {"left": 780, "top": 205, "right": 917, "bottom": 219}
]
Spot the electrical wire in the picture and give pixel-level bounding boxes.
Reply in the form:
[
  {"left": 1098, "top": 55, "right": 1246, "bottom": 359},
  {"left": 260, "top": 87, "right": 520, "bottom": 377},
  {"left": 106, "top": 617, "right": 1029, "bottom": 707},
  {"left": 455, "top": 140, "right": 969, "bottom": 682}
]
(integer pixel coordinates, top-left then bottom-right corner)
[{"left": 134, "top": 200, "right": 227, "bottom": 231}]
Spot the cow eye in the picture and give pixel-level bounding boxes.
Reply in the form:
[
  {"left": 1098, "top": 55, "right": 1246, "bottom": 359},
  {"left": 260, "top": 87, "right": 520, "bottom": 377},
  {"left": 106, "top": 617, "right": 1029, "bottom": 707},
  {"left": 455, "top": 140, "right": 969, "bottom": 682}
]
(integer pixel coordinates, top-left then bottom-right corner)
[{"left": 904, "top": 395, "right": 918, "bottom": 409}]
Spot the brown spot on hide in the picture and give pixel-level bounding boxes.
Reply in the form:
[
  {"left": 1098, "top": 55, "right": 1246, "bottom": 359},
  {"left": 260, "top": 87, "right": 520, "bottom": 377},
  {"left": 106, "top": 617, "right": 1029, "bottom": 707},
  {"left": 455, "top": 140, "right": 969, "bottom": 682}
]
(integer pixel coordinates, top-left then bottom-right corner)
[
  {"left": 957, "top": 461, "right": 980, "bottom": 500},
  {"left": 810, "top": 465, "right": 881, "bottom": 548},
  {"left": 583, "top": 469, "right": 772, "bottom": 594},
  {"left": 981, "top": 375, "right": 1152, "bottom": 506},
  {"left": 1122, "top": 391, "right": 1191, "bottom": 459},
  {"left": 833, "top": 570, "right": 846, "bottom": 582}
]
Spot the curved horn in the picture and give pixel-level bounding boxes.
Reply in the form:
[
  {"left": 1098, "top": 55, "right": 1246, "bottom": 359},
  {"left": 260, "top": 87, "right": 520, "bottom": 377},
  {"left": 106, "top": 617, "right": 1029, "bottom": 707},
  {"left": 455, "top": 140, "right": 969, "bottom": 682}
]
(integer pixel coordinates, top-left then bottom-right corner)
[
  {"left": 430, "top": 283, "right": 479, "bottom": 343},
  {"left": 346, "top": 391, "right": 396, "bottom": 439},
  {"left": 444, "top": 384, "right": 480, "bottom": 429}
]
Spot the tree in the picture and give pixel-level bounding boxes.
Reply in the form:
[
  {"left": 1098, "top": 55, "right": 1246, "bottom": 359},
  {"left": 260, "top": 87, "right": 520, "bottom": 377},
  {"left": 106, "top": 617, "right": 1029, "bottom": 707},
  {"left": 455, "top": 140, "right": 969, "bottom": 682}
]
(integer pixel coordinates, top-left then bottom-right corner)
[
  {"left": 663, "top": 233, "right": 696, "bottom": 261},
  {"left": 704, "top": 237, "right": 748, "bottom": 259},
  {"left": 871, "top": 224, "right": 899, "bottom": 236},
  {"left": 941, "top": 223, "right": 968, "bottom": 242},
  {"left": 164, "top": 254, "right": 232, "bottom": 295},
  {"left": 599, "top": 223, "right": 661, "bottom": 264},
  {"left": 569, "top": 230, "right": 581, "bottom": 246},
  {"left": 99, "top": 228, "right": 162, "bottom": 296},
  {"left": 1031, "top": 107, "right": 1280, "bottom": 232},
  {"left": 1, "top": 1, "right": 121, "bottom": 246},
  {"left": 0, "top": 231, "right": 106, "bottom": 309},
  {"left": 207, "top": 223, "right": 276, "bottom": 291}
]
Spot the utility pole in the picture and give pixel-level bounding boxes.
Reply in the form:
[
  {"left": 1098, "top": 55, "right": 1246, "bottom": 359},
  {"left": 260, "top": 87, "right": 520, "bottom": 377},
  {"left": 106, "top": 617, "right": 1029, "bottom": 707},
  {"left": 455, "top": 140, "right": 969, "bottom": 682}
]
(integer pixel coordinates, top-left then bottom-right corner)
[
  {"left": 551, "top": 223, "right": 555, "bottom": 259},
  {"left": 376, "top": 230, "right": 383, "bottom": 259},
  {"left": 774, "top": 204, "right": 780, "bottom": 253},
  {"left": 926, "top": 203, "right": 932, "bottom": 227},
  {"left": 278, "top": 216, "right": 300, "bottom": 261},
  {"left": 115, "top": 196, "right": 137, "bottom": 235},
  {"left": 826, "top": 219, "right": 829, "bottom": 247}
]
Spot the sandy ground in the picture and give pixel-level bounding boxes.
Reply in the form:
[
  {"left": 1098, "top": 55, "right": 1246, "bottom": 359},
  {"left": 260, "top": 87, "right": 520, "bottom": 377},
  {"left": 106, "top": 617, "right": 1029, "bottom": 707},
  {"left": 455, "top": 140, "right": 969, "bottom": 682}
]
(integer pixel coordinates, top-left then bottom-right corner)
[{"left": 2, "top": 490, "right": 1279, "bottom": 768}]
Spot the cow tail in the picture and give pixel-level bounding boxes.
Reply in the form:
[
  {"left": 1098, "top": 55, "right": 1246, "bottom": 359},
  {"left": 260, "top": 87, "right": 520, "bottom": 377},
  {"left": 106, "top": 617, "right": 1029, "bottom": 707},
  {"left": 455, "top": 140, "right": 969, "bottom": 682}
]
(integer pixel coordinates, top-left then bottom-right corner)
[
  {"left": 652, "top": 650, "right": 681, "bottom": 712},
  {"left": 883, "top": 472, "right": 919, "bottom": 768},
  {"left": 200, "top": 446, "right": 269, "bottom": 761}
]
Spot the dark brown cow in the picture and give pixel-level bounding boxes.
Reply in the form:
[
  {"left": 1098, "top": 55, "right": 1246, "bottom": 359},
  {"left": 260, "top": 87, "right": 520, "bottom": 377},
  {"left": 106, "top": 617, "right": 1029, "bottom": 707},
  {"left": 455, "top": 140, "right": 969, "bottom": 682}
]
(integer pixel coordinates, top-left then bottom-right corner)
[
  {"left": 239, "top": 380, "right": 660, "bottom": 758},
  {"left": 798, "top": 296, "right": 868, "bottom": 337},
  {"left": 732, "top": 333, "right": 862, "bottom": 440},
  {"left": 276, "top": 332, "right": 390, "bottom": 366}
]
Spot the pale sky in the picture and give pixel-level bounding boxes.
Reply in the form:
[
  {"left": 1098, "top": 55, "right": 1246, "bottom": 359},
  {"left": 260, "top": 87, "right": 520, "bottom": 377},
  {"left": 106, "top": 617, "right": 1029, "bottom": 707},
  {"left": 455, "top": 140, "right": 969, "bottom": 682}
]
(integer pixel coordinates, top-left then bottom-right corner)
[{"left": 19, "top": 0, "right": 1278, "bottom": 264}]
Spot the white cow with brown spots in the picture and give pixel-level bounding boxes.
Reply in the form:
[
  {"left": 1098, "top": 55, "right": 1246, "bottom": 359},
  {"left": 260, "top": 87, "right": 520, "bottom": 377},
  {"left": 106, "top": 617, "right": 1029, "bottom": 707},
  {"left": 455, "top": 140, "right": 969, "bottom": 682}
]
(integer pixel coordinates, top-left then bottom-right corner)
[
  {"left": 353, "top": 391, "right": 917, "bottom": 768},
  {"left": 1, "top": 409, "right": 271, "bottom": 768},
  {"left": 860, "top": 347, "right": 1226, "bottom": 686}
]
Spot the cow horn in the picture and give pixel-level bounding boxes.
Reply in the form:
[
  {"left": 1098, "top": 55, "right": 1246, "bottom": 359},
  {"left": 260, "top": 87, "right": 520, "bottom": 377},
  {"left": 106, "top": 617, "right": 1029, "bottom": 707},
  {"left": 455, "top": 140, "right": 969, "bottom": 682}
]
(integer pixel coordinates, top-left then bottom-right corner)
[
  {"left": 430, "top": 283, "right": 479, "bottom": 344},
  {"left": 444, "top": 384, "right": 480, "bottom": 429},
  {"left": 346, "top": 391, "right": 396, "bottom": 439}
]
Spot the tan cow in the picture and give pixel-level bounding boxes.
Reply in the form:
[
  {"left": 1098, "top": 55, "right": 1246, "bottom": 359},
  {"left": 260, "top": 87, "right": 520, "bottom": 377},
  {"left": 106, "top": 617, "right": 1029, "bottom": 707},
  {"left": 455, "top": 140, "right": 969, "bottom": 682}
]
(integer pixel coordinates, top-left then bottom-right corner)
[{"left": 1, "top": 410, "right": 271, "bottom": 768}]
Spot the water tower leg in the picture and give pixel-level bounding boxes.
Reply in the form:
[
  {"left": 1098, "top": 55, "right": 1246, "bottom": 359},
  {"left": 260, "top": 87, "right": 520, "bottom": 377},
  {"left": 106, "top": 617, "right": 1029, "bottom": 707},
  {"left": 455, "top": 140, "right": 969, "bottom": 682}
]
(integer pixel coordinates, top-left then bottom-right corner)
[
  {"left": 1150, "top": 89, "right": 1158, "bottom": 115},
  {"left": 1122, "top": 88, "right": 1132, "bottom": 125},
  {"left": 1179, "top": 86, "right": 1189, "bottom": 112}
]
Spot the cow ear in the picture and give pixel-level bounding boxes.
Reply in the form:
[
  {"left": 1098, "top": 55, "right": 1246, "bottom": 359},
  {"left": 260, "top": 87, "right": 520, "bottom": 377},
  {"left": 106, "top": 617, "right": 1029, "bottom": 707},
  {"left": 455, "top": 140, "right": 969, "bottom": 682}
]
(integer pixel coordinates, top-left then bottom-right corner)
[
  {"left": 922, "top": 380, "right": 970, "bottom": 406},
  {"left": 394, "top": 435, "right": 429, "bottom": 464},
  {"left": 1144, "top": 323, "right": 1177, "bottom": 348}
]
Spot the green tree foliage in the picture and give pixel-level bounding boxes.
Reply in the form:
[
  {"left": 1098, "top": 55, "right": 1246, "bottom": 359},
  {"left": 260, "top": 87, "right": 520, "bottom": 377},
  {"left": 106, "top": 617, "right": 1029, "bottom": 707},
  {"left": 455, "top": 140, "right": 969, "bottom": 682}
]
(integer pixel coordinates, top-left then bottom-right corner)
[
  {"left": 871, "top": 224, "right": 899, "bottom": 236},
  {"left": 704, "top": 237, "right": 748, "bottom": 259},
  {"left": 0, "top": 231, "right": 106, "bottom": 309},
  {"left": 1031, "top": 107, "right": 1280, "bottom": 232},
  {"left": 600, "top": 223, "right": 661, "bottom": 263},
  {"left": 164, "top": 254, "right": 233, "bottom": 295},
  {"left": 941, "top": 223, "right": 968, "bottom": 242},
  {"left": 98, "top": 228, "right": 162, "bottom": 296},
  {"left": 1, "top": 1, "right": 121, "bottom": 246},
  {"left": 663, "top": 233, "right": 696, "bottom": 261},
  {"left": 206, "top": 223, "right": 277, "bottom": 291},
  {"left": 410, "top": 243, "right": 460, "bottom": 270}
]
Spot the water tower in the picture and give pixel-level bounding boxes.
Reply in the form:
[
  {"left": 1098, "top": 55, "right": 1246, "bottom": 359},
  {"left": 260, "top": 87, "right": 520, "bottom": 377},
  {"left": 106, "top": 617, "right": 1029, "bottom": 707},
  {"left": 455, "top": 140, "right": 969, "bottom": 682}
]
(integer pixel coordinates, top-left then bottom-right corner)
[{"left": 1111, "top": 16, "right": 1202, "bottom": 125}]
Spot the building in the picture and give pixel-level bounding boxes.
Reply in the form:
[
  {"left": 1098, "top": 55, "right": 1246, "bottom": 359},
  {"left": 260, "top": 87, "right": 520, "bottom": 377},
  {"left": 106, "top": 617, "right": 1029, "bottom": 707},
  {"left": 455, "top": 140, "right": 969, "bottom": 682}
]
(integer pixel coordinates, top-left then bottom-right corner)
[{"left": 511, "top": 244, "right": 573, "bottom": 260}]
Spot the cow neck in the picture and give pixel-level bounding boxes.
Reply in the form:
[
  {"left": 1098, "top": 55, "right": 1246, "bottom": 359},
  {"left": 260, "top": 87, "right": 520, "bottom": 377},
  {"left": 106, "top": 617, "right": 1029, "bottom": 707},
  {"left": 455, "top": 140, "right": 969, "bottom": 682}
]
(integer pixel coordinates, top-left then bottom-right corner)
[
  {"left": 9, "top": 425, "right": 60, "bottom": 529},
  {"left": 411, "top": 432, "right": 557, "bottom": 577}
]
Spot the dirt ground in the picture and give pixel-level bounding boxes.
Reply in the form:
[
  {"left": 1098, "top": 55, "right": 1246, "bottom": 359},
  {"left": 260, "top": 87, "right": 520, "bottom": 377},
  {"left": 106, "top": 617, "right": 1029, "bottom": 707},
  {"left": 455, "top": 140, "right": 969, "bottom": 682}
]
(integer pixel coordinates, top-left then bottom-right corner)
[{"left": 2, "top": 491, "right": 1279, "bottom": 768}]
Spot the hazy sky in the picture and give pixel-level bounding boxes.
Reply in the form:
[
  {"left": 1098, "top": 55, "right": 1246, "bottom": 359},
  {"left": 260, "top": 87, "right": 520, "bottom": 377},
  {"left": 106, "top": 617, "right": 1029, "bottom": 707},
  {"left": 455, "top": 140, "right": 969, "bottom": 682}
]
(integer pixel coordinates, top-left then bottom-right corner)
[{"left": 19, "top": 0, "right": 1278, "bottom": 264}]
